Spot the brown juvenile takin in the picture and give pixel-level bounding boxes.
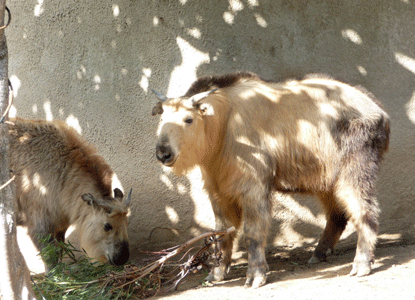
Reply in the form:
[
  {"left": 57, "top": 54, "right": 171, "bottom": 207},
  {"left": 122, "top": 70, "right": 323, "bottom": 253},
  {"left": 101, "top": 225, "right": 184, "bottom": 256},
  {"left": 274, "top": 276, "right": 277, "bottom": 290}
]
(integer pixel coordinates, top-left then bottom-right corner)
[
  {"left": 8, "top": 117, "right": 131, "bottom": 268},
  {"left": 152, "top": 72, "right": 390, "bottom": 288}
]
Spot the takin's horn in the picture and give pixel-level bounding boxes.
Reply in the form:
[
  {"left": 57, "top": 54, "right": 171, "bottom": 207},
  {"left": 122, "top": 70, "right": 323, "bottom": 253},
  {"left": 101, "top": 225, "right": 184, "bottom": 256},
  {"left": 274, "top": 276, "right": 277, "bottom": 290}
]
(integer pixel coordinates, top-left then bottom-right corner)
[
  {"left": 151, "top": 89, "right": 167, "bottom": 116},
  {"left": 188, "top": 88, "right": 218, "bottom": 106},
  {"left": 82, "top": 193, "right": 114, "bottom": 214},
  {"left": 151, "top": 89, "right": 168, "bottom": 102},
  {"left": 124, "top": 188, "right": 132, "bottom": 207}
]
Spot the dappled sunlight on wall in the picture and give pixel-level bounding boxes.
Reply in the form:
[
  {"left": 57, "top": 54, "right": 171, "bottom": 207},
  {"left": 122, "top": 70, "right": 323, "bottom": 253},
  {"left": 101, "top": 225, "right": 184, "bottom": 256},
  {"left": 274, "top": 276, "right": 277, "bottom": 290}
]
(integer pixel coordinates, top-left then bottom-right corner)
[
  {"left": 34, "top": 0, "right": 44, "bottom": 17},
  {"left": 65, "top": 114, "right": 82, "bottom": 134},
  {"left": 7, "top": 0, "right": 415, "bottom": 258},
  {"left": 43, "top": 101, "right": 53, "bottom": 121},
  {"left": 395, "top": 52, "right": 415, "bottom": 124},
  {"left": 165, "top": 205, "right": 180, "bottom": 225},
  {"left": 9, "top": 73, "right": 85, "bottom": 134},
  {"left": 222, "top": 0, "right": 267, "bottom": 28},
  {"left": 223, "top": 0, "right": 244, "bottom": 25},
  {"left": 8, "top": 75, "right": 20, "bottom": 118},
  {"left": 93, "top": 75, "right": 101, "bottom": 91},
  {"left": 139, "top": 68, "right": 152, "bottom": 93},
  {"left": 112, "top": 4, "right": 120, "bottom": 18},
  {"left": 395, "top": 52, "right": 415, "bottom": 73},
  {"left": 16, "top": 227, "right": 45, "bottom": 274},
  {"left": 187, "top": 168, "right": 215, "bottom": 235},
  {"left": 159, "top": 167, "right": 214, "bottom": 235},
  {"left": 273, "top": 194, "right": 325, "bottom": 245},
  {"left": 405, "top": 91, "right": 415, "bottom": 124},
  {"left": 341, "top": 29, "right": 363, "bottom": 45},
  {"left": 167, "top": 37, "right": 209, "bottom": 96},
  {"left": 9, "top": 75, "right": 20, "bottom": 97}
]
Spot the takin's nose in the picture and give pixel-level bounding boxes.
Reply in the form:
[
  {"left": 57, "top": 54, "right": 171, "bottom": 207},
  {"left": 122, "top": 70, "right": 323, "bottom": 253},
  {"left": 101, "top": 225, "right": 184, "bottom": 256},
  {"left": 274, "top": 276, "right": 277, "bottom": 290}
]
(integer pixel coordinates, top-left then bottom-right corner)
[
  {"left": 110, "top": 241, "right": 130, "bottom": 266},
  {"left": 156, "top": 143, "right": 174, "bottom": 165}
]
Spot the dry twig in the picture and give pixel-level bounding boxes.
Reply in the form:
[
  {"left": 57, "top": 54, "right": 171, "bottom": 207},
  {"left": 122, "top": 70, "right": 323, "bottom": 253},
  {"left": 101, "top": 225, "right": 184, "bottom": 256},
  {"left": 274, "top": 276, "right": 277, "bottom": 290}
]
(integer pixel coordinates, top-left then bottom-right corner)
[
  {"left": 102, "top": 226, "right": 236, "bottom": 297},
  {"left": 0, "top": 174, "right": 14, "bottom": 191}
]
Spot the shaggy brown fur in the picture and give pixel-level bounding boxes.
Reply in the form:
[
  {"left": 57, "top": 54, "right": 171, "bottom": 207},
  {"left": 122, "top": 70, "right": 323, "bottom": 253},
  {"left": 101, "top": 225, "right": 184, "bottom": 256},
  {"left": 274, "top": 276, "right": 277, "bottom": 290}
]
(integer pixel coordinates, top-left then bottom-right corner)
[
  {"left": 8, "top": 118, "right": 131, "bottom": 267},
  {"left": 153, "top": 72, "right": 390, "bottom": 288}
]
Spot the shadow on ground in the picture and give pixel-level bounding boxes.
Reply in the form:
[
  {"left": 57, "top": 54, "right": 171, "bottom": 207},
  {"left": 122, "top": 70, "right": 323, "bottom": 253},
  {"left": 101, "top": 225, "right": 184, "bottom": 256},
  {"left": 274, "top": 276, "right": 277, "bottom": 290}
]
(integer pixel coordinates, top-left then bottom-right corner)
[{"left": 160, "top": 236, "right": 415, "bottom": 298}]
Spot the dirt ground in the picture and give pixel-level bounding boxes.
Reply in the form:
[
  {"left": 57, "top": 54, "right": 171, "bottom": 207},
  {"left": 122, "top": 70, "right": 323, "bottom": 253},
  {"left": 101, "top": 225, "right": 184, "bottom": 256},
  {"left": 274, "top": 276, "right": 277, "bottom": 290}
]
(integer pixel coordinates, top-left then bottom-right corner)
[{"left": 154, "top": 239, "right": 415, "bottom": 300}]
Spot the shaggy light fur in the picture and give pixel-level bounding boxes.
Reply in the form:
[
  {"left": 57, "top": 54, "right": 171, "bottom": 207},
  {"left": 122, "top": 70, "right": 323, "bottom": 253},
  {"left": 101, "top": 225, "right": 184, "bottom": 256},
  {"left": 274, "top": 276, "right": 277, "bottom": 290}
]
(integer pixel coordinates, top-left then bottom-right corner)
[
  {"left": 154, "top": 72, "right": 390, "bottom": 287},
  {"left": 9, "top": 118, "right": 130, "bottom": 267}
]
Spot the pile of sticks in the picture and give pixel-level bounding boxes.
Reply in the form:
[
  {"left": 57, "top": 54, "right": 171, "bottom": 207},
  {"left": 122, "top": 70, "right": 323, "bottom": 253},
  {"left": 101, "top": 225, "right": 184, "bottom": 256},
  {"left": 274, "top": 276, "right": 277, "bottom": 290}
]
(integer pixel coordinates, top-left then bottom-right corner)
[{"left": 100, "top": 226, "right": 235, "bottom": 298}]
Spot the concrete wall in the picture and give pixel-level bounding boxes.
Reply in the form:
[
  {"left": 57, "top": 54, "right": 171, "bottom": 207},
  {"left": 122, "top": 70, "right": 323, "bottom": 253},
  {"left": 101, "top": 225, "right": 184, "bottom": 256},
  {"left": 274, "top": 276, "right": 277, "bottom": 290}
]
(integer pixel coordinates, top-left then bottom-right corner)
[{"left": 7, "top": 0, "right": 415, "bottom": 260}]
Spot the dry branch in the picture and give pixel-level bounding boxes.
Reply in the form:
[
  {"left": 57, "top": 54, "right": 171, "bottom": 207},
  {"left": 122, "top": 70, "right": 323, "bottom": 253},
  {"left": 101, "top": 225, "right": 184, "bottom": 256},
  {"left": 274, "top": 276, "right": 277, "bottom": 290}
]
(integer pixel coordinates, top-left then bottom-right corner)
[
  {"left": 0, "top": 174, "right": 13, "bottom": 191},
  {"left": 102, "top": 226, "right": 236, "bottom": 297}
]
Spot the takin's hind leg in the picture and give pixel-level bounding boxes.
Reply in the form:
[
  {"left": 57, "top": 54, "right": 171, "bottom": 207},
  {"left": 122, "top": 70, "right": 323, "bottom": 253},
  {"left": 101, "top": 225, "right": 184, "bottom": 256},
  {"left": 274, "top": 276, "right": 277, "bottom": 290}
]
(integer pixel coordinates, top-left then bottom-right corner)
[
  {"left": 205, "top": 201, "right": 241, "bottom": 283},
  {"left": 309, "top": 193, "right": 349, "bottom": 264},
  {"left": 335, "top": 171, "right": 380, "bottom": 276}
]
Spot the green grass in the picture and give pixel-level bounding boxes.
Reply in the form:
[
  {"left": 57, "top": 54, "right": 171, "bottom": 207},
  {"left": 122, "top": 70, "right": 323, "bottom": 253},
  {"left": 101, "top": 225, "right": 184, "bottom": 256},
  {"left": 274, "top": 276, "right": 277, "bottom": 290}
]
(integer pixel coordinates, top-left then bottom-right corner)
[
  {"left": 31, "top": 237, "right": 136, "bottom": 299},
  {"left": 31, "top": 228, "right": 232, "bottom": 299}
]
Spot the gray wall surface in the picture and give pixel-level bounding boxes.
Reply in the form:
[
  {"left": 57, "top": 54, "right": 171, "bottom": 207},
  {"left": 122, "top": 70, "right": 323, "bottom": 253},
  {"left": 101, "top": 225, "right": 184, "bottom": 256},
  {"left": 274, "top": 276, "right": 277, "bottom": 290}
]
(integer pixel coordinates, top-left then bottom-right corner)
[{"left": 7, "top": 0, "right": 415, "bottom": 260}]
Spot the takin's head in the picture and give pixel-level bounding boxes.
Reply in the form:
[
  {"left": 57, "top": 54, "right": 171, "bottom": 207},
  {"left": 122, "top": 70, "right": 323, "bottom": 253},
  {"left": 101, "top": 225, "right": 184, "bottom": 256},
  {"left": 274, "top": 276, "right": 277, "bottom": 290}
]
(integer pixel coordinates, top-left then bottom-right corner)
[
  {"left": 151, "top": 89, "right": 218, "bottom": 175},
  {"left": 80, "top": 188, "right": 131, "bottom": 266}
]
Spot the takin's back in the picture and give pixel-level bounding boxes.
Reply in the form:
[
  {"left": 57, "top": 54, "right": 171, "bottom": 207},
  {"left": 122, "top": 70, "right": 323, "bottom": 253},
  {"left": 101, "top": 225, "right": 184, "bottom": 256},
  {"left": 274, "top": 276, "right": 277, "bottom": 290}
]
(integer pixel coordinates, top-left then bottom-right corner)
[
  {"left": 8, "top": 117, "right": 114, "bottom": 225},
  {"left": 199, "top": 75, "right": 390, "bottom": 192}
]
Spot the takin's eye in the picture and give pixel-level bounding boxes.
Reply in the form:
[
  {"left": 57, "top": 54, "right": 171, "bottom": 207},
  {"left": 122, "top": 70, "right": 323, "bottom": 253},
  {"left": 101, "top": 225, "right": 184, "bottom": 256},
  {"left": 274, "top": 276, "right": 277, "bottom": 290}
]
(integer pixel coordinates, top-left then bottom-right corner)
[
  {"left": 184, "top": 117, "right": 193, "bottom": 125},
  {"left": 104, "top": 223, "right": 113, "bottom": 232}
]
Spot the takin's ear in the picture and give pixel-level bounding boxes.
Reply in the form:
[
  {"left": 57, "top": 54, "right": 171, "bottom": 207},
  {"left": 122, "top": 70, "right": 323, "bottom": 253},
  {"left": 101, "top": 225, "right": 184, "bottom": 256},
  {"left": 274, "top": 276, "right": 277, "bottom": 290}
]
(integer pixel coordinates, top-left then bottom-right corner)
[
  {"left": 152, "top": 102, "right": 164, "bottom": 116},
  {"left": 81, "top": 193, "right": 113, "bottom": 214},
  {"left": 81, "top": 193, "right": 95, "bottom": 206},
  {"left": 151, "top": 89, "right": 167, "bottom": 116},
  {"left": 113, "top": 188, "right": 124, "bottom": 200},
  {"left": 198, "top": 103, "right": 215, "bottom": 116}
]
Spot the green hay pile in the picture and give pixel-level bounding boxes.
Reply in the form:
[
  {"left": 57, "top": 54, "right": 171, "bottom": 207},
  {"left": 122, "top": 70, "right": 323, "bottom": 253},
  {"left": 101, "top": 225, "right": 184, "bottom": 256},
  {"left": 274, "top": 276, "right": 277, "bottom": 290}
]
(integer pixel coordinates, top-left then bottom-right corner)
[
  {"left": 31, "top": 228, "right": 234, "bottom": 299},
  {"left": 31, "top": 237, "right": 148, "bottom": 299}
]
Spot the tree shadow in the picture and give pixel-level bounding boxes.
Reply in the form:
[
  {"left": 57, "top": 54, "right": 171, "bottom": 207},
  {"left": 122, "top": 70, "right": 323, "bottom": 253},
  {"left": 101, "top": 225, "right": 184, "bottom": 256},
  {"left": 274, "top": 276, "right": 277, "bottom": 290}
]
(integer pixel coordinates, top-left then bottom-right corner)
[{"left": 167, "top": 236, "right": 415, "bottom": 294}]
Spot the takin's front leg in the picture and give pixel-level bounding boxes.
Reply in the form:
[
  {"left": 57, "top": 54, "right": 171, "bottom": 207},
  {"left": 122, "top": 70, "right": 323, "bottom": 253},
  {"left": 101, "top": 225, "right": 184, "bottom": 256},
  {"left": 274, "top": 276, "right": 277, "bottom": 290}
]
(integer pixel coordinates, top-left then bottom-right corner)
[
  {"left": 242, "top": 190, "right": 271, "bottom": 288},
  {"left": 205, "top": 200, "right": 241, "bottom": 283},
  {"left": 28, "top": 218, "right": 66, "bottom": 272}
]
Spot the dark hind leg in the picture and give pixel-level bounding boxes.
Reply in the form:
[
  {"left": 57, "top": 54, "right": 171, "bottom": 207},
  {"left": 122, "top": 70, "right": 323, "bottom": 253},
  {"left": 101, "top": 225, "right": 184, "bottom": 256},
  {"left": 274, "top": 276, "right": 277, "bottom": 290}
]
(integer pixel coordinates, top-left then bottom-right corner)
[
  {"left": 205, "top": 200, "right": 241, "bottom": 282},
  {"left": 309, "top": 193, "right": 348, "bottom": 263},
  {"left": 335, "top": 161, "right": 380, "bottom": 276}
]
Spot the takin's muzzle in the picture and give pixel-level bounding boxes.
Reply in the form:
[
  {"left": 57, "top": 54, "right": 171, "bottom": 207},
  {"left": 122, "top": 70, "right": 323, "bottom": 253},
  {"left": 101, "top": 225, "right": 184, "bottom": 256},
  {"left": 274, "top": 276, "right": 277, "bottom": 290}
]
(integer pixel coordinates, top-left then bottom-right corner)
[
  {"left": 156, "top": 139, "right": 175, "bottom": 166},
  {"left": 109, "top": 240, "right": 130, "bottom": 266}
]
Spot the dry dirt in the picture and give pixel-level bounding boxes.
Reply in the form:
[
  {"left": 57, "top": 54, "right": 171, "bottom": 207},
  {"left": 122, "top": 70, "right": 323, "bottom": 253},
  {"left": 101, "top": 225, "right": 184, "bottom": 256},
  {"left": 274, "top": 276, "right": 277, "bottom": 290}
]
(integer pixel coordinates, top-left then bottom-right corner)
[{"left": 154, "top": 239, "right": 415, "bottom": 300}]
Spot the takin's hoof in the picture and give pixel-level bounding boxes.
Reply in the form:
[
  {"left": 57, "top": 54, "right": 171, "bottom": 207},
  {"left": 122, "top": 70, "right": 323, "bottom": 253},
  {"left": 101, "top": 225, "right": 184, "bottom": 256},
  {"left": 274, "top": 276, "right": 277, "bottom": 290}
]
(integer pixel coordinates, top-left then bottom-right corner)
[
  {"left": 205, "top": 272, "right": 225, "bottom": 283},
  {"left": 308, "top": 253, "right": 327, "bottom": 264},
  {"left": 204, "top": 264, "right": 230, "bottom": 283},
  {"left": 307, "top": 255, "right": 322, "bottom": 264},
  {"left": 244, "top": 274, "right": 267, "bottom": 289},
  {"left": 308, "top": 248, "right": 332, "bottom": 264},
  {"left": 349, "top": 261, "right": 372, "bottom": 277}
]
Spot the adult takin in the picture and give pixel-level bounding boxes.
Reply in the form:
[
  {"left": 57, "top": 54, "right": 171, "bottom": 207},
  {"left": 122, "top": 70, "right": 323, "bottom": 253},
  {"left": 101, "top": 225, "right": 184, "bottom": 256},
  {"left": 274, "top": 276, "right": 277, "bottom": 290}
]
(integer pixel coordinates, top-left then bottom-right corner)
[
  {"left": 152, "top": 72, "right": 390, "bottom": 288},
  {"left": 8, "top": 117, "right": 131, "bottom": 268}
]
